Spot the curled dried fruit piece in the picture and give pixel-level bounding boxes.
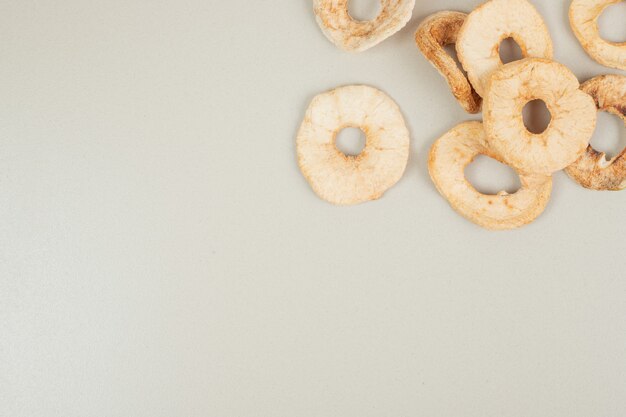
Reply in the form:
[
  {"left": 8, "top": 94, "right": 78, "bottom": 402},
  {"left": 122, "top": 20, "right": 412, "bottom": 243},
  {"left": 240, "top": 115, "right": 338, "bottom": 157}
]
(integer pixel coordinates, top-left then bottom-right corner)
[
  {"left": 456, "top": 0, "right": 553, "bottom": 97},
  {"left": 429, "top": 121, "right": 552, "bottom": 230},
  {"left": 415, "top": 11, "right": 481, "bottom": 114},
  {"left": 483, "top": 58, "right": 597, "bottom": 175},
  {"left": 313, "top": 0, "right": 415, "bottom": 52},
  {"left": 297, "top": 85, "right": 410, "bottom": 205},
  {"left": 566, "top": 75, "right": 626, "bottom": 190},
  {"left": 570, "top": 0, "right": 626, "bottom": 70}
]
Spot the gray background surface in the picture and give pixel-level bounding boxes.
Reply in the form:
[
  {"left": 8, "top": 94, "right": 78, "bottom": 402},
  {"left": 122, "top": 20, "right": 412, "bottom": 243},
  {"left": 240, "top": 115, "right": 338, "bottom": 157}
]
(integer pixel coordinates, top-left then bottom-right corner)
[{"left": 1, "top": 0, "right": 625, "bottom": 416}]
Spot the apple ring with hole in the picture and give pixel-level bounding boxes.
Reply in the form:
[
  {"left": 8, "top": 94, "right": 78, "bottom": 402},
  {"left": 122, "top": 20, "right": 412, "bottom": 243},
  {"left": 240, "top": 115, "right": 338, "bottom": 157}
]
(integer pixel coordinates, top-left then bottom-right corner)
[
  {"left": 570, "top": 0, "right": 626, "bottom": 70},
  {"left": 456, "top": 0, "right": 553, "bottom": 97},
  {"left": 429, "top": 121, "right": 553, "bottom": 230},
  {"left": 566, "top": 74, "right": 626, "bottom": 190},
  {"left": 297, "top": 85, "right": 410, "bottom": 205},
  {"left": 415, "top": 11, "right": 482, "bottom": 114},
  {"left": 313, "top": 0, "right": 415, "bottom": 52},
  {"left": 483, "top": 58, "right": 597, "bottom": 176}
]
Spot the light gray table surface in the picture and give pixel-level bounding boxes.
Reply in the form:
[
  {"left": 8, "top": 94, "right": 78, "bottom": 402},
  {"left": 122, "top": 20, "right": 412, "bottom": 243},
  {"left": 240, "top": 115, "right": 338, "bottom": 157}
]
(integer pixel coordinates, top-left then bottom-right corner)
[{"left": 1, "top": 1, "right": 625, "bottom": 416}]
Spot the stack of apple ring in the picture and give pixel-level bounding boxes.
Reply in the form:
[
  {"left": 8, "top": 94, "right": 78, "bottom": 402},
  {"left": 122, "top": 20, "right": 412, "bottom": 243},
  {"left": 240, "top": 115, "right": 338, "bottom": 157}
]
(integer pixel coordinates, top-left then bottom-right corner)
[
  {"left": 299, "top": 0, "right": 624, "bottom": 230},
  {"left": 417, "top": 0, "right": 624, "bottom": 230}
]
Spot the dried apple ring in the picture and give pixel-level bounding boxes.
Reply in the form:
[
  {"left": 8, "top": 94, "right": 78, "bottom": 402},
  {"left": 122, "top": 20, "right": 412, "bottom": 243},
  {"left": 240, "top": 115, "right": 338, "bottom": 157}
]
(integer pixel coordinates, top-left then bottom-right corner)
[
  {"left": 566, "top": 75, "right": 626, "bottom": 190},
  {"left": 415, "top": 11, "right": 482, "bottom": 114},
  {"left": 483, "top": 58, "right": 597, "bottom": 175},
  {"left": 297, "top": 85, "right": 410, "bottom": 205},
  {"left": 429, "top": 121, "right": 552, "bottom": 230},
  {"left": 313, "top": 0, "right": 415, "bottom": 52},
  {"left": 456, "top": 0, "right": 554, "bottom": 97},
  {"left": 570, "top": 0, "right": 626, "bottom": 70}
]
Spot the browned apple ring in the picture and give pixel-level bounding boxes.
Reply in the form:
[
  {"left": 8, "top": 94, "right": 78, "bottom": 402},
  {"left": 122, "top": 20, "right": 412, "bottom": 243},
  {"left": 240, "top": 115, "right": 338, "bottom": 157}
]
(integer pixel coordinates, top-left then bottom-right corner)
[
  {"left": 415, "top": 11, "right": 482, "bottom": 114},
  {"left": 566, "top": 74, "right": 626, "bottom": 191}
]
